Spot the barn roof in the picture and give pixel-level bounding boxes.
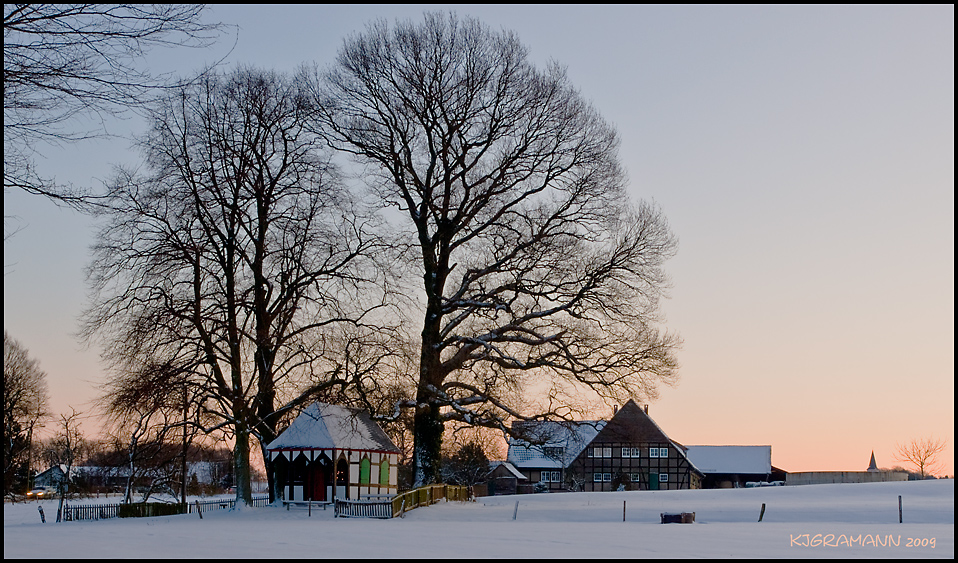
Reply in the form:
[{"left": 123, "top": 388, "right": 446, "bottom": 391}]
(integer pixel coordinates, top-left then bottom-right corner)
[
  {"left": 488, "top": 460, "right": 528, "bottom": 480},
  {"left": 684, "top": 445, "right": 772, "bottom": 475},
  {"left": 266, "top": 402, "right": 399, "bottom": 453}
]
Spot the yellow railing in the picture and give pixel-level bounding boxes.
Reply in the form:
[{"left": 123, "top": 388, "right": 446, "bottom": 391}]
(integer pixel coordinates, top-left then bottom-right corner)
[{"left": 390, "top": 484, "right": 472, "bottom": 517}]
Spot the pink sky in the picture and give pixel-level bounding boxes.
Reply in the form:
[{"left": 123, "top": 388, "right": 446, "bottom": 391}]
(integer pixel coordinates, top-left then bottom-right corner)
[{"left": 4, "top": 5, "right": 953, "bottom": 477}]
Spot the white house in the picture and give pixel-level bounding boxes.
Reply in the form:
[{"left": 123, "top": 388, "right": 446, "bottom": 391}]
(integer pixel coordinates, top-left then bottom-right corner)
[{"left": 266, "top": 402, "right": 400, "bottom": 502}]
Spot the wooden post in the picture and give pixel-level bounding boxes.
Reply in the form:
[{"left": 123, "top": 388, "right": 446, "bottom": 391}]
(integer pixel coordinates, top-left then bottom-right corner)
[
  {"left": 309, "top": 499, "right": 312, "bottom": 517},
  {"left": 513, "top": 500, "right": 519, "bottom": 520},
  {"left": 38, "top": 506, "right": 45, "bottom": 523},
  {"left": 898, "top": 495, "right": 902, "bottom": 523},
  {"left": 195, "top": 499, "right": 203, "bottom": 519},
  {"left": 623, "top": 500, "right": 626, "bottom": 522},
  {"left": 758, "top": 503, "right": 766, "bottom": 522}
]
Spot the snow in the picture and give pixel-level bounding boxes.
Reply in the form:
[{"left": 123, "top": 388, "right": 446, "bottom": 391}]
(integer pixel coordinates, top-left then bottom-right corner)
[
  {"left": 685, "top": 445, "right": 772, "bottom": 474},
  {"left": 265, "top": 402, "right": 398, "bottom": 453},
  {"left": 4, "top": 480, "right": 952, "bottom": 558}
]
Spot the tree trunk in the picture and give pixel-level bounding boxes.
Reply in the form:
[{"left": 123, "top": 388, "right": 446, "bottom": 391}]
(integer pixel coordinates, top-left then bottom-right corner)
[
  {"left": 412, "top": 401, "right": 443, "bottom": 487},
  {"left": 233, "top": 421, "right": 252, "bottom": 507}
]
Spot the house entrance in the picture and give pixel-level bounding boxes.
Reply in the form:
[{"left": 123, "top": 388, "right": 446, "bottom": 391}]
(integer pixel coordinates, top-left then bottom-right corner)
[{"left": 310, "top": 465, "right": 326, "bottom": 501}]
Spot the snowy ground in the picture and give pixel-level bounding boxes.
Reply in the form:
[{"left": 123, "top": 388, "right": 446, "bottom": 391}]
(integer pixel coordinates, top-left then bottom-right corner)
[{"left": 4, "top": 480, "right": 953, "bottom": 558}]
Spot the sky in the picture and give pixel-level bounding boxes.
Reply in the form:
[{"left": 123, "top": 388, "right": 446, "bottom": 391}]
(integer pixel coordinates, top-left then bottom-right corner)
[{"left": 3, "top": 5, "right": 954, "bottom": 476}]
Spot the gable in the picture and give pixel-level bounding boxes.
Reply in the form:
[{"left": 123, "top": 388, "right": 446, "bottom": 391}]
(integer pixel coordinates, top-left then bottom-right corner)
[{"left": 590, "top": 400, "right": 672, "bottom": 445}]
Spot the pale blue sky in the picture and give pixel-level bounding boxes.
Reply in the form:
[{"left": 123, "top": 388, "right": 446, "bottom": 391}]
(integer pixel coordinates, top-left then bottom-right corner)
[{"left": 4, "top": 5, "right": 953, "bottom": 475}]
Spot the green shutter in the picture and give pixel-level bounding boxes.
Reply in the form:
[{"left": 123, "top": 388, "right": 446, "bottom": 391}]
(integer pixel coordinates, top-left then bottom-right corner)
[
  {"left": 360, "top": 457, "right": 370, "bottom": 484},
  {"left": 380, "top": 459, "right": 390, "bottom": 485}
]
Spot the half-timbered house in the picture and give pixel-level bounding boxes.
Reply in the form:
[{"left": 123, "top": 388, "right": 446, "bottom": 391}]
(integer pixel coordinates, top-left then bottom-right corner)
[
  {"left": 266, "top": 402, "right": 400, "bottom": 502},
  {"left": 507, "top": 400, "right": 703, "bottom": 491}
]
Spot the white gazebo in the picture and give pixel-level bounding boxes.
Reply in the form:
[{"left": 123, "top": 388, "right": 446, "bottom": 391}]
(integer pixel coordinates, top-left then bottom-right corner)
[{"left": 266, "top": 402, "right": 400, "bottom": 502}]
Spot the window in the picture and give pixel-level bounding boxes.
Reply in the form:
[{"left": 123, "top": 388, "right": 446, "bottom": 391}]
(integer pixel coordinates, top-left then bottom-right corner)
[
  {"left": 602, "top": 447, "right": 612, "bottom": 458},
  {"left": 629, "top": 473, "right": 642, "bottom": 482},
  {"left": 593, "top": 473, "right": 612, "bottom": 482},
  {"left": 622, "top": 447, "right": 631, "bottom": 458},
  {"left": 631, "top": 447, "right": 642, "bottom": 458},
  {"left": 649, "top": 447, "right": 659, "bottom": 458},
  {"left": 542, "top": 471, "right": 561, "bottom": 483},
  {"left": 622, "top": 447, "right": 642, "bottom": 458},
  {"left": 658, "top": 447, "right": 668, "bottom": 458},
  {"left": 659, "top": 473, "right": 669, "bottom": 483},
  {"left": 589, "top": 446, "right": 612, "bottom": 458},
  {"left": 602, "top": 473, "right": 612, "bottom": 482}
]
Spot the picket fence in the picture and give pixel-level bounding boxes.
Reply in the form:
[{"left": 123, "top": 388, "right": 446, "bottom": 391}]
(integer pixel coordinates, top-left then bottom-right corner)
[{"left": 62, "top": 495, "right": 270, "bottom": 522}]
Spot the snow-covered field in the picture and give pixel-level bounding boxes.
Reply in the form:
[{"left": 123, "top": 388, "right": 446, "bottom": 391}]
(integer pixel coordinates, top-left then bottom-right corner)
[{"left": 4, "top": 480, "right": 953, "bottom": 558}]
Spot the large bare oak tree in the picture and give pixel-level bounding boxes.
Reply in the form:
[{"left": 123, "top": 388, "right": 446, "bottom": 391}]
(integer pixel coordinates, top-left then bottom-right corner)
[
  {"left": 82, "top": 68, "right": 387, "bottom": 505},
  {"left": 305, "top": 12, "right": 681, "bottom": 486}
]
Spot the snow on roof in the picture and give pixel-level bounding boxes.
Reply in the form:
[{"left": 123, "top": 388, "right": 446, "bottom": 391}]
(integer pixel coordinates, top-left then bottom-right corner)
[
  {"left": 266, "top": 402, "right": 399, "bottom": 453},
  {"left": 488, "top": 460, "right": 527, "bottom": 480},
  {"left": 507, "top": 420, "right": 606, "bottom": 469},
  {"left": 684, "top": 445, "right": 772, "bottom": 475}
]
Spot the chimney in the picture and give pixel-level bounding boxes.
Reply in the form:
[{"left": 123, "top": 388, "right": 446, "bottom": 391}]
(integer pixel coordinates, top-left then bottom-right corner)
[{"left": 644, "top": 404, "right": 649, "bottom": 414}]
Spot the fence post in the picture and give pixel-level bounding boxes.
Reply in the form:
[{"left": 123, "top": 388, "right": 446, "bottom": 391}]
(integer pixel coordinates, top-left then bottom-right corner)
[
  {"left": 758, "top": 503, "right": 766, "bottom": 522},
  {"left": 38, "top": 506, "right": 45, "bottom": 523},
  {"left": 195, "top": 499, "right": 203, "bottom": 519},
  {"left": 513, "top": 500, "right": 519, "bottom": 520},
  {"left": 898, "top": 495, "right": 902, "bottom": 524},
  {"left": 623, "top": 500, "right": 626, "bottom": 522}
]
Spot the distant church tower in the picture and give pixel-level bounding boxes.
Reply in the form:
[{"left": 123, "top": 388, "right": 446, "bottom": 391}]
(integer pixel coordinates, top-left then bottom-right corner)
[{"left": 867, "top": 450, "right": 879, "bottom": 472}]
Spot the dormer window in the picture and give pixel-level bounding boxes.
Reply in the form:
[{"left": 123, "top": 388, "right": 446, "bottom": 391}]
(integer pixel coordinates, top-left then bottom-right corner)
[{"left": 543, "top": 446, "right": 564, "bottom": 459}]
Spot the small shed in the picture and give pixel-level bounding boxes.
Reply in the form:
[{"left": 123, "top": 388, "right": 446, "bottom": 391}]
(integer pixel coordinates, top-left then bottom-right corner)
[
  {"left": 485, "top": 461, "right": 528, "bottom": 496},
  {"left": 266, "top": 402, "right": 400, "bottom": 502}
]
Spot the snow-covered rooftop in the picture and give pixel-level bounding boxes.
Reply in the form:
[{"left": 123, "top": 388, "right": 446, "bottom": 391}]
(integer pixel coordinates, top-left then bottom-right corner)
[
  {"left": 488, "top": 460, "right": 527, "bottom": 480},
  {"left": 507, "top": 421, "right": 605, "bottom": 469},
  {"left": 684, "top": 445, "right": 772, "bottom": 475},
  {"left": 266, "top": 402, "right": 399, "bottom": 453}
]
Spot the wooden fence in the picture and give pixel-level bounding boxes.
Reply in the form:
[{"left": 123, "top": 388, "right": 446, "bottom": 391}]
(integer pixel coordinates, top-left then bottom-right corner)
[
  {"left": 334, "top": 498, "right": 393, "bottom": 518},
  {"left": 63, "top": 495, "right": 270, "bottom": 522},
  {"left": 332, "top": 484, "right": 472, "bottom": 519}
]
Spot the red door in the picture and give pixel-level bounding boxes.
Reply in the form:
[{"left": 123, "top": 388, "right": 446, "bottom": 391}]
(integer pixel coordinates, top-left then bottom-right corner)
[{"left": 311, "top": 466, "right": 326, "bottom": 501}]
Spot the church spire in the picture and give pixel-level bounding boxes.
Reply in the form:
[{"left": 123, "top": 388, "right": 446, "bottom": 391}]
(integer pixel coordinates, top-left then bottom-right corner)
[{"left": 867, "top": 450, "right": 879, "bottom": 472}]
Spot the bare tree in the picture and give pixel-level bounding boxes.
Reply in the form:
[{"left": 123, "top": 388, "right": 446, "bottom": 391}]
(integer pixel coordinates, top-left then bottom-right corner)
[
  {"left": 41, "top": 408, "right": 85, "bottom": 521},
  {"left": 3, "top": 330, "right": 49, "bottom": 495},
  {"left": 895, "top": 437, "right": 947, "bottom": 479},
  {"left": 4, "top": 4, "right": 225, "bottom": 208},
  {"left": 304, "top": 12, "right": 680, "bottom": 485},
  {"left": 82, "top": 67, "right": 389, "bottom": 506}
]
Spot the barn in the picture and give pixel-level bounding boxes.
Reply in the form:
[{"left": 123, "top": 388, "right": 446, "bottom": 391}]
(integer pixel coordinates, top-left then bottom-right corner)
[
  {"left": 266, "top": 402, "right": 400, "bottom": 502},
  {"left": 684, "top": 445, "right": 785, "bottom": 488}
]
